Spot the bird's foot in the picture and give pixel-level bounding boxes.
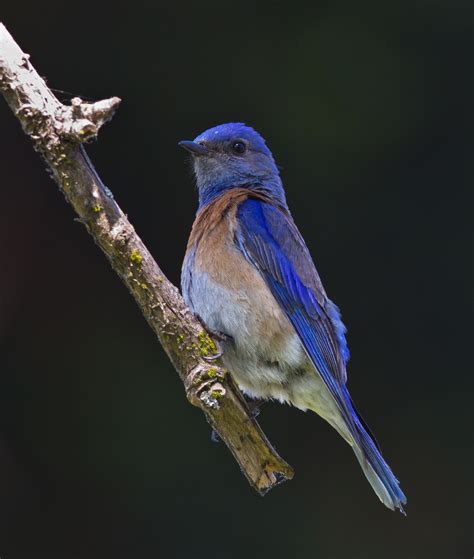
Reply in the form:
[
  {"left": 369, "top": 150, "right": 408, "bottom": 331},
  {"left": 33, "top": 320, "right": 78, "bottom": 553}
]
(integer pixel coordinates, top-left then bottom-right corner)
[
  {"left": 206, "top": 328, "right": 229, "bottom": 343},
  {"left": 195, "top": 314, "right": 229, "bottom": 343},
  {"left": 202, "top": 347, "right": 223, "bottom": 361},
  {"left": 245, "top": 396, "right": 266, "bottom": 419},
  {"left": 201, "top": 328, "right": 233, "bottom": 362}
]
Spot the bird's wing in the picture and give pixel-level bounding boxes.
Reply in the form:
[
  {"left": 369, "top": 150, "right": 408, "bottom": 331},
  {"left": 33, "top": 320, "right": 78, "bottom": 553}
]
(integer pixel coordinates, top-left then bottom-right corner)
[{"left": 235, "top": 196, "right": 358, "bottom": 432}]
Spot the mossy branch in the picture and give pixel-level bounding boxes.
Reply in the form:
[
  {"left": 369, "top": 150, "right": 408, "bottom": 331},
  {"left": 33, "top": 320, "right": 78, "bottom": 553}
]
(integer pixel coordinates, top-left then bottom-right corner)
[{"left": 0, "top": 22, "right": 294, "bottom": 493}]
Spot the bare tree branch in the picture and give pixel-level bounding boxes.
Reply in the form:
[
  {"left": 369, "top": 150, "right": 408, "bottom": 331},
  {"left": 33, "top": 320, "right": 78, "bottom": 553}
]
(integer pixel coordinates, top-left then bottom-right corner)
[{"left": 0, "top": 22, "right": 294, "bottom": 494}]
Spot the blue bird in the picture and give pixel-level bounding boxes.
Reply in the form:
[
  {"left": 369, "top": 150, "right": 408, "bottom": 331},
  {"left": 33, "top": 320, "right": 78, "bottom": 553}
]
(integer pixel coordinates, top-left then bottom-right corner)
[{"left": 179, "top": 123, "right": 407, "bottom": 512}]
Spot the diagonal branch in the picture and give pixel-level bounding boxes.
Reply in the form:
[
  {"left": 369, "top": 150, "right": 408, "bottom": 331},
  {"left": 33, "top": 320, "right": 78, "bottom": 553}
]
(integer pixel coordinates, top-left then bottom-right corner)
[{"left": 0, "top": 22, "right": 294, "bottom": 493}]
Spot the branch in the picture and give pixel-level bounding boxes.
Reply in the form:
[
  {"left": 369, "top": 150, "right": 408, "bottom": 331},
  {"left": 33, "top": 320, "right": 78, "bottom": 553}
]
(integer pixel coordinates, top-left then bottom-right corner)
[{"left": 0, "top": 23, "right": 294, "bottom": 493}]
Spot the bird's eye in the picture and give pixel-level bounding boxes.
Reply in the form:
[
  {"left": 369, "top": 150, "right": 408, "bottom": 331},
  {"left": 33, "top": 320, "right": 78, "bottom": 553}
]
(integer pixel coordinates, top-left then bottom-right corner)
[{"left": 231, "top": 141, "right": 246, "bottom": 154}]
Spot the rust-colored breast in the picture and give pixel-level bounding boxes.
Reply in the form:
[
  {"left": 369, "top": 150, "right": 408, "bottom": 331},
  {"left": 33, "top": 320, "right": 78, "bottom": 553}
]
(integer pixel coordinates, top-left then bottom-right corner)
[
  {"left": 188, "top": 188, "right": 296, "bottom": 348},
  {"left": 190, "top": 189, "right": 247, "bottom": 284},
  {"left": 186, "top": 188, "right": 249, "bottom": 253}
]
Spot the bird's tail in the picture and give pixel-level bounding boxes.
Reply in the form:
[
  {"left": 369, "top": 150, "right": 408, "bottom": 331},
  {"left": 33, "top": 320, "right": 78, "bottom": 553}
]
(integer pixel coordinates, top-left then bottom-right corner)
[{"left": 343, "top": 387, "right": 407, "bottom": 513}]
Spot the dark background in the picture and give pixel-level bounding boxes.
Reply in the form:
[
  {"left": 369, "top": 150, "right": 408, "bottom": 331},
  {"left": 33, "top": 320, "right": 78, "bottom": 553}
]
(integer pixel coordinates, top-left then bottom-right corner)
[{"left": 1, "top": 1, "right": 472, "bottom": 558}]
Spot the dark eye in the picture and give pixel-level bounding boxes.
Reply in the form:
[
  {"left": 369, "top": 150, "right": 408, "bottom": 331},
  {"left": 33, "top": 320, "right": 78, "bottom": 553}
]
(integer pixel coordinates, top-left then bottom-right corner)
[{"left": 231, "top": 141, "right": 246, "bottom": 154}]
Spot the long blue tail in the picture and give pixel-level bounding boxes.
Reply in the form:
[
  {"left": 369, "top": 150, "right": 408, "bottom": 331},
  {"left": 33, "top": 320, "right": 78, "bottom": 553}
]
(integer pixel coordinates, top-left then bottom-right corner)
[{"left": 344, "top": 387, "right": 407, "bottom": 513}]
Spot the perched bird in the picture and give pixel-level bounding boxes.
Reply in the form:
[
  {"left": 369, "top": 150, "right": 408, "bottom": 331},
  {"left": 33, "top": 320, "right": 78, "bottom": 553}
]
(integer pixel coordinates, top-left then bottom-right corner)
[{"left": 179, "top": 123, "right": 406, "bottom": 512}]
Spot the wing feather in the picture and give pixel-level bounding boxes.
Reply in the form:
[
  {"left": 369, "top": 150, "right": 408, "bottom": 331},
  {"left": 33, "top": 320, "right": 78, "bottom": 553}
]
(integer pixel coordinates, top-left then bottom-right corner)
[{"left": 236, "top": 197, "right": 357, "bottom": 434}]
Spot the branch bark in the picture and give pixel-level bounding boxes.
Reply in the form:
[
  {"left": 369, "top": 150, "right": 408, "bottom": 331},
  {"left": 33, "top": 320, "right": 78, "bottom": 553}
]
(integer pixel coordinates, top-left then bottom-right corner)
[{"left": 0, "top": 23, "right": 294, "bottom": 493}]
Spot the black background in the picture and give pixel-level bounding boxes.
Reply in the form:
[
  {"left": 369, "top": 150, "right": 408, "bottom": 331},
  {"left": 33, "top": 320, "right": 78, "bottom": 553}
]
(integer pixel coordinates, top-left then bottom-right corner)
[{"left": 1, "top": 1, "right": 472, "bottom": 558}]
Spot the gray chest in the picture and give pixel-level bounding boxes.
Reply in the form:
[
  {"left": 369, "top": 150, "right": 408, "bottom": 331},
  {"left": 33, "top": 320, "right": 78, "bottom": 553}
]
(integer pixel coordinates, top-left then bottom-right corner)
[
  {"left": 184, "top": 264, "right": 250, "bottom": 338},
  {"left": 182, "top": 247, "right": 307, "bottom": 399}
]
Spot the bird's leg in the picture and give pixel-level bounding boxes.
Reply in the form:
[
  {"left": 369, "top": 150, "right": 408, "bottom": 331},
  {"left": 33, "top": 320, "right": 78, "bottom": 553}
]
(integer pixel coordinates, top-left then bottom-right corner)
[
  {"left": 195, "top": 313, "right": 228, "bottom": 342},
  {"left": 206, "top": 328, "right": 229, "bottom": 343}
]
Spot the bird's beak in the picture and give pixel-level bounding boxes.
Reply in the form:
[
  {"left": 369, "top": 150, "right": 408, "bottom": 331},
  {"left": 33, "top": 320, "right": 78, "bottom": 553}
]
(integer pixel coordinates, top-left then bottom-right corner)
[{"left": 178, "top": 140, "right": 209, "bottom": 156}]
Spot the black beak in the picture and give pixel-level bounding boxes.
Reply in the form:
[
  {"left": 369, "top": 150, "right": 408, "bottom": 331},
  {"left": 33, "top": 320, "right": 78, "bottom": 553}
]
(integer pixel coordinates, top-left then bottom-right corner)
[{"left": 178, "top": 140, "right": 209, "bottom": 156}]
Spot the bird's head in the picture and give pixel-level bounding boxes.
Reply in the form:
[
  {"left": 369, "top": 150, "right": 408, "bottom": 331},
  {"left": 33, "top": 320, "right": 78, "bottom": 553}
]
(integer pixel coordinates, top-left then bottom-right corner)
[{"left": 179, "top": 123, "right": 286, "bottom": 208}]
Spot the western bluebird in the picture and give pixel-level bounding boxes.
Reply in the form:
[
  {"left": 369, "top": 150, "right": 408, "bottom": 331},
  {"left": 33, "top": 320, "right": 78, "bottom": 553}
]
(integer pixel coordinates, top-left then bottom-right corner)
[{"left": 179, "top": 123, "right": 406, "bottom": 512}]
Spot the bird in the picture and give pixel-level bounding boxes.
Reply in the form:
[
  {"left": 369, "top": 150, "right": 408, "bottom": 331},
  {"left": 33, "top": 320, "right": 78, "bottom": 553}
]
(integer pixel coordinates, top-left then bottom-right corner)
[{"left": 179, "top": 123, "right": 407, "bottom": 513}]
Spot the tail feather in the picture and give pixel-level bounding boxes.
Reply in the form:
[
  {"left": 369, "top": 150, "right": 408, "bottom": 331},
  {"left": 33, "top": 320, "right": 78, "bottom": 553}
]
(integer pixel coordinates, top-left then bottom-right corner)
[
  {"left": 352, "top": 441, "right": 406, "bottom": 513},
  {"left": 344, "top": 388, "right": 407, "bottom": 513}
]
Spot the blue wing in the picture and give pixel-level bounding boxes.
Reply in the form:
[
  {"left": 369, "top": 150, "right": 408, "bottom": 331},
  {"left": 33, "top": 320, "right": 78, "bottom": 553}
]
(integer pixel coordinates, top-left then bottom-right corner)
[
  {"left": 235, "top": 197, "right": 357, "bottom": 435},
  {"left": 235, "top": 197, "right": 407, "bottom": 512}
]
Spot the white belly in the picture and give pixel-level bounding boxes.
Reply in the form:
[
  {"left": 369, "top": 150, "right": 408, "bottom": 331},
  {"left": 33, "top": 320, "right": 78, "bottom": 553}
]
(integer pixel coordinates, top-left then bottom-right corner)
[{"left": 184, "top": 265, "right": 351, "bottom": 441}]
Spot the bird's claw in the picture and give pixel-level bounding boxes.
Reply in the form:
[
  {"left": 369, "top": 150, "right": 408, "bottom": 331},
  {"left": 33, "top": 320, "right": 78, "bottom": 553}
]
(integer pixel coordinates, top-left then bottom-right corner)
[
  {"left": 203, "top": 345, "right": 223, "bottom": 361},
  {"left": 202, "top": 329, "right": 231, "bottom": 361},
  {"left": 246, "top": 397, "right": 265, "bottom": 419}
]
